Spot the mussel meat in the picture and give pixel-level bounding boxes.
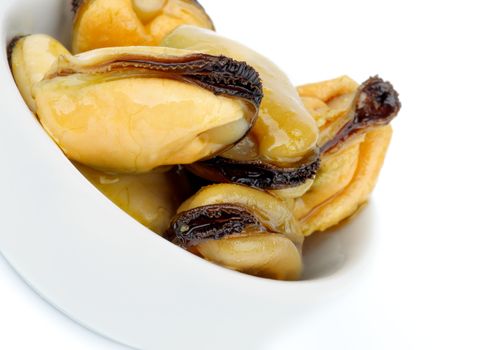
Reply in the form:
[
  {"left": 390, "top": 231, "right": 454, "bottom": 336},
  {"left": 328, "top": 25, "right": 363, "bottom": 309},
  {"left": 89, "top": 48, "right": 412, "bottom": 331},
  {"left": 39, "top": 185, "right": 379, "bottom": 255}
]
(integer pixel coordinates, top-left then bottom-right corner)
[
  {"left": 163, "top": 26, "right": 320, "bottom": 193},
  {"left": 78, "top": 164, "right": 192, "bottom": 234},
  {"left": 167, "top": 184, "right": 303, "bottom": 280},
  {"left": 9, "top": 35, "right": 263, "bottom": 173},
  {"left": 294, "top": 76, "right": 401, "bottom": 235},
  {"left": 8, "top": 34, "right": 70, "bottom": 111},
  {"left": 72, "top": 0, "right": 214, "bottom": 53}
]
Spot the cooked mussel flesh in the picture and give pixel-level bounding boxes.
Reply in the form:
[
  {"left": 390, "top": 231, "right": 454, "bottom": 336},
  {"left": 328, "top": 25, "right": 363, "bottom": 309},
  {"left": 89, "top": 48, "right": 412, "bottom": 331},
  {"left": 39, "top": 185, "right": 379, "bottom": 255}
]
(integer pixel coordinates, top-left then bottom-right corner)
[
  {"left": 167, "top": 184, "right": 303, "bottom": 280},
  {"left": 163, "top": 26, "right": 320, "bottom": 191},
  {"left": 78, "top": 164, "right": 193, "bottom": 234},
  {"left": 9, "top": 35, "right": 263, "bottom": 173},
  {"left": 8, "top": 34, "right": 70, "bottom": 111},
  {"left": 294, "top": 76, "right": 400, "bottom": 235},
  {"left": 72, "top": 0, "right": 214, "bottom": 53}
]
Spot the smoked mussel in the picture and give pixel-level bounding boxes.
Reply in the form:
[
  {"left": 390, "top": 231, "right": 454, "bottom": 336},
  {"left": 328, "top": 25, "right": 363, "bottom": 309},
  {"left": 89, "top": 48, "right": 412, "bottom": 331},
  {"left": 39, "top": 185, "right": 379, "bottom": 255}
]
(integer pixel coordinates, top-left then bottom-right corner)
[
  {"left": 72, "top": 0, "right": 214, "bottom": 53},
  {"left": 163, "top": 26, "right": 320, "bottom": 196},
  {"left": 294, "top": 76, "right": 401, "bottom": 235},
  {"left": 167, "top": 184, "right": 304, "bottom": 280},
  {"left": 9, "top": 34, "right": 197, "bottom": 234},
  {"left": 78, "top": 164, "right": 192, "bottom": 234},
  {"left": 9, "top": 34, "right": 70, "bottom": 111},
  {"left": 8, "top": 8, "right": 403, "bottom": 281},
  {"left": 318, "top": 76, "right": 400, "bottom": 154},
  {"left": 9, "top": 35, "right": 263, "bottom": 173}
]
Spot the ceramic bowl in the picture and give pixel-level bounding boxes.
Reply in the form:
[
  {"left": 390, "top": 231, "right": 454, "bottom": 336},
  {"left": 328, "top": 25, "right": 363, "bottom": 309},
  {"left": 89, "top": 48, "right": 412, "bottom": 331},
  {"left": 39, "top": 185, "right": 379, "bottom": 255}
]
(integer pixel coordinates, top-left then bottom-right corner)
[{"left": 0, "top": 1, "right": 376, "bottom": 348}]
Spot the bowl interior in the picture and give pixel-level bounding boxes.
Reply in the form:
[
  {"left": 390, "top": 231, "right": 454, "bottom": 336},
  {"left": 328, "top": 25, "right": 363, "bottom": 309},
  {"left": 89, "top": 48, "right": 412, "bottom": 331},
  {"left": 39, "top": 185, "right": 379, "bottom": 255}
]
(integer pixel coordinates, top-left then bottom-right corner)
[{"left": 1, "top": 0, "right": 374, "bottom": 282}]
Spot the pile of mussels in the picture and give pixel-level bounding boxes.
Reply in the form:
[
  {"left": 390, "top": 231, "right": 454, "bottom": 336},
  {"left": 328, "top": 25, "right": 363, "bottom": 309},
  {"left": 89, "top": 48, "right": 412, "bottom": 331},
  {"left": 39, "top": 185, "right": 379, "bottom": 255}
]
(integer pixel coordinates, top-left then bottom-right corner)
[{"left": 8, "top": 0, "right": 401, "bottom": 280}]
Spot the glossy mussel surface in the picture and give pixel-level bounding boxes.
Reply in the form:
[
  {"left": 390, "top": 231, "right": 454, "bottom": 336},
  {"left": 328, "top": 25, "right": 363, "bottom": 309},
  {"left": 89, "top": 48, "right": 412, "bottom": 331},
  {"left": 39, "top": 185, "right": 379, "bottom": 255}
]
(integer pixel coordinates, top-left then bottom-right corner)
[
  {"left": 72, "top": 0, "right": 214, "bottom": 53},
  {"left": 10, "top": 35, "right": 263, "bottom": 173},
  {"left": 167, "top": 184, "right": 303, "bottom": 280},
  {"left": 164, "top": 26, "right": 321, "bottom": 194},
  {"left": 7, "top": 2, "right": 403, "bottom": 280},
  {"left": 294, "top": 75, "right": 401, "bottom": 235}
]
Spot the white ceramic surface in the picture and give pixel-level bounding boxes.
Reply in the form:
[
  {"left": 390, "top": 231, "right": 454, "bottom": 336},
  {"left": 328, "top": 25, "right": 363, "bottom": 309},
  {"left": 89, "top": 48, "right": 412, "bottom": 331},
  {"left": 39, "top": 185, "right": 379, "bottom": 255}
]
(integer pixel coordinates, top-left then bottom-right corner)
[{"left": 0, "top": 1, "right": 376, "bottom": 349}]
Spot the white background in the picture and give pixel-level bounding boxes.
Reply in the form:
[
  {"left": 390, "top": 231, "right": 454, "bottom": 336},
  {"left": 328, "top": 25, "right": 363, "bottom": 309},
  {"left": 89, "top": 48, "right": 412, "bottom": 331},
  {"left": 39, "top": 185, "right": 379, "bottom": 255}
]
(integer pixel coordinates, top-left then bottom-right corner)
[{"left": 1, "top": 0, "right": 500, "bottom": 349}]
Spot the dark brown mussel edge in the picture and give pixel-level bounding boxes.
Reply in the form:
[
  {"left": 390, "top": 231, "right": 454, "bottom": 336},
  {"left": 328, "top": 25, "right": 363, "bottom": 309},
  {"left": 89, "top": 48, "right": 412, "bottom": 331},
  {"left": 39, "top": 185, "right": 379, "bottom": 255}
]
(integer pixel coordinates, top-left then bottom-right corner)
[
  {"left": 165, "top": 203, "right": 265, "bottom": 247},
  {"left": 321, "top": 76, "right": 401, "bottom": 154},
  {"left": 186, "top": 149, "right": 320, "bottom": 190},
  {"left": 50, "top": 53, "right": 263, "bottom": 109},
  {"left": 72, "top": 0, "right": 85, "bottom": 14},
  {"left": 6, "top": 35, "right": 26, "bottom": 68}
]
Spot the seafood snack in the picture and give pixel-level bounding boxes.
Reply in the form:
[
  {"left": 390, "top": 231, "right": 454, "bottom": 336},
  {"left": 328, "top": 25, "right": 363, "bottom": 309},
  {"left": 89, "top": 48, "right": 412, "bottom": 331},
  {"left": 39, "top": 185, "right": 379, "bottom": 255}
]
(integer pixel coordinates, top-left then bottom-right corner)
[
  {"left": 72, "top": 0, "right": 214, "bottom": 53},
  {"left": 167, "top": 184, "right": 303, "bottom": 280},
  {"left": 8, "top": 2, "right": 401, "bottom": 280},
  {"left": 163, "top": 26, "right": 320, "bottom": 197},
  {"left": 295, "top": 76, "right": 400, "bottom": 235},
  {"left": 10, "top": 35, "right": 262, "bottom": 173}
]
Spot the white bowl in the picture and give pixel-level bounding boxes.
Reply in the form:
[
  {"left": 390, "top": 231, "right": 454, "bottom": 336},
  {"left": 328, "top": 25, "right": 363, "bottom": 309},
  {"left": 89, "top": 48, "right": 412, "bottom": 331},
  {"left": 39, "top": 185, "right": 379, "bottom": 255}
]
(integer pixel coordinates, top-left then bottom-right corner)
[{"left": 0, "top": 1, "right": 377, "bottom": 348}]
